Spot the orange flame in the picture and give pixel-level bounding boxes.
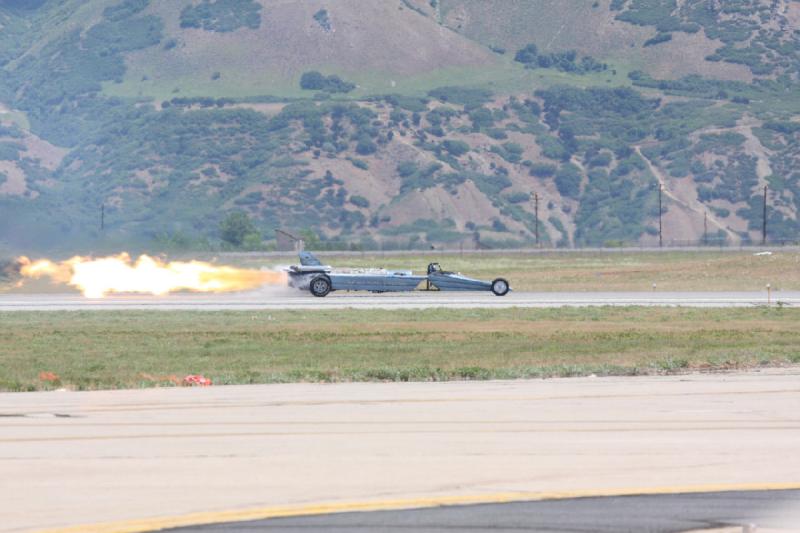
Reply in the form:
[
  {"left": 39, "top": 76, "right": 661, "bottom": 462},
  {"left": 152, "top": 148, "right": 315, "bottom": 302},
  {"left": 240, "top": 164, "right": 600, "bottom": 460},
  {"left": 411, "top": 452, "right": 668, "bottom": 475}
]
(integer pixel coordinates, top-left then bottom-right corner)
[{"left": 17, "top": 253, "right": 286, "bottom": 298}]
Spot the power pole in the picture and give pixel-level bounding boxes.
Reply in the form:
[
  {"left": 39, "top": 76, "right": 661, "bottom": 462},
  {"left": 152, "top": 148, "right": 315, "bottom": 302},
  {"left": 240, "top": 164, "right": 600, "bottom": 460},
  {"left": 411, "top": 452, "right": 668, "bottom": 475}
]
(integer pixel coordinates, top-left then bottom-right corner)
[
  {"left": 703, "top": 211, "right": 708, "bottom": 246},
  {"left": 100, "top": 204, "right": 105, "bottom": 231},
  {"left": 658, "top": 184, "right": 663, "bottom": 248},
  {"left": 762, "top": 185, "right": 768, "bottom": 245},
  {"left": 534, "top": 192, "right": 539, "bottom": 247}
]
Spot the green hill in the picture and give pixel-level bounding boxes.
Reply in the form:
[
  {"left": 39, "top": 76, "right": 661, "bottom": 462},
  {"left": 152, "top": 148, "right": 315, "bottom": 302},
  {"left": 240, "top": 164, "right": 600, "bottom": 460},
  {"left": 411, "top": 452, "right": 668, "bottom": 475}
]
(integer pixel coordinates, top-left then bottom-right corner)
[{"left": 0, "top": 0, "right": 798, "bottom": 252}]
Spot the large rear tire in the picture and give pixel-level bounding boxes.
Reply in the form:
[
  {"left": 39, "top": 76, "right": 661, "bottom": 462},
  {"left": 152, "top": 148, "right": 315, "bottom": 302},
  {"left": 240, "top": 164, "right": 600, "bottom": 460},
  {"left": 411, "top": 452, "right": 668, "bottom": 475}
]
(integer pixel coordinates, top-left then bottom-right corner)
[
  {"left": 491, "top": 278, "right": 510, "bottom": 296},
  {"left": 309, "top": 275, "right": 332, "bottom": 297}
]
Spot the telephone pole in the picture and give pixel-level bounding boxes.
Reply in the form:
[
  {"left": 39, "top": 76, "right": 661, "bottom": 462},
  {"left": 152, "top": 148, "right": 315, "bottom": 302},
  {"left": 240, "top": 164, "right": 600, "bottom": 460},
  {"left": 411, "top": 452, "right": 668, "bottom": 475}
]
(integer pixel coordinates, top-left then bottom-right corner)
[
  {"left": 534, "top": 192, "right": 539, "bottom": 247},
  {"left": 658, "top": 184, "right": 663, "bottom": 248},
  {"left": 762, "top": 185, "right": 768, "bottom": 245},
  {"left": 703, "top": 211, "right": 708, "bottom": 246},
  {"left": 100, "top": 204, "right": 105, "bottom": 231}
]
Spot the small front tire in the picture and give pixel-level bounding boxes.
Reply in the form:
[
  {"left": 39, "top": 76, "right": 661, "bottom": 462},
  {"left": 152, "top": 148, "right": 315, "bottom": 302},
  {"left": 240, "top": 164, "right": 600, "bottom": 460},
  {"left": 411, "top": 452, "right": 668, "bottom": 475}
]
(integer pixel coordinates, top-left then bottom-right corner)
[
  {"left": 309, "top": 275, "right": 332, "bottom": 297},
  {"left": 491, "top": 278, "right": 510, "bottom": 296}
]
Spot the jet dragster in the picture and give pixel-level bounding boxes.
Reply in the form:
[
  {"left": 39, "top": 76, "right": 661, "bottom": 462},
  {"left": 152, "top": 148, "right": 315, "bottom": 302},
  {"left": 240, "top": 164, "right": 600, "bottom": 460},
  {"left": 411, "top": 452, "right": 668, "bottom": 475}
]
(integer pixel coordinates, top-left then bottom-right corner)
[{"left": 287, "top": 252, "right": 510, "bottom": 297}]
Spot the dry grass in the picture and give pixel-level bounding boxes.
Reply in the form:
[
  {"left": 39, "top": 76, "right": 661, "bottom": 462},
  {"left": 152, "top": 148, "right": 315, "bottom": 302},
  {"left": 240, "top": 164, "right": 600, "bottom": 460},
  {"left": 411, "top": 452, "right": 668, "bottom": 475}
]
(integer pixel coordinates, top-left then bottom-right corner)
[
  {"left": 231, "top": 250, "right": 800, "bottom": 292},
  {"left": 1, "top": 307, "right": 798, "bottom": 392}
]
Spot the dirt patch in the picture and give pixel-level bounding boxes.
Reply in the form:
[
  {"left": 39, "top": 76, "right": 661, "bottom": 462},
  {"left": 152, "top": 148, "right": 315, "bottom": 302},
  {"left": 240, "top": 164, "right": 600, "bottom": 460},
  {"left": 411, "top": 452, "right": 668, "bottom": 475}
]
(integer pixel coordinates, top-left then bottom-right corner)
[
  {"left": 19, "top": 132, "right": 68, "bottom": 171},
  {"left": 384, "top": 181, "right": 501, "bottom": 230},
  {"left": 0, "top": 162, "right": 30, "bottom": 197}
]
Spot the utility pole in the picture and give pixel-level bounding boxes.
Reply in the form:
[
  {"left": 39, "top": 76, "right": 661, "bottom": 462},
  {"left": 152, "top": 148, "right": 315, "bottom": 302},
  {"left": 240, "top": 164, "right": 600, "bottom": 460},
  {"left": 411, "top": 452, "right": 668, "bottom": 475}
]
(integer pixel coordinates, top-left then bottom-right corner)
[
  {"left": 534, "top": 192, "right": 539, "bottom": 247},
  {"left": 762, "top": 185, "right": 768, "bottom": 245},
  {"left": 658, "top": 184, "right": 663, "bottom": 248},
  {"left": 703, "top": 211, "right": 708, "bottom": 246},
  {"left": 100, "top": 204, "right": 105, "bottom": 232}
]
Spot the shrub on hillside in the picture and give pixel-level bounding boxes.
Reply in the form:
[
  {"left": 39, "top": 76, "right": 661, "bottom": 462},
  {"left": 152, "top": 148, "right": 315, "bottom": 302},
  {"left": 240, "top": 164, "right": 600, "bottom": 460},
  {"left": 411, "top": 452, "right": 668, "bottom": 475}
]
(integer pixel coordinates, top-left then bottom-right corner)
[
  {"left": 555, "top": 163, "right": 582, "bottom": 199},
  {"left": 180, "top": 0, "right": 262, "bottom": 32},
  {"left": 397, "top": 161, "right": 418, "bottom": 177},
  {"left": 442, "top": 139, "right": 470, "bottom": 156},
  {"left": 530, "top": 163, "right": 557, "bottom": 177},
  {"left": 505, "top": 192, "right": 531, "bottom": 204},
  {"left": 355, "top": 135, "right": 377, "bottom": 155},
  {"left": 349, "top": 195, "right": 370, "bottom": 208},
  {"left": 514, "top": 43, "right": 607, "bottom": 74},
  {"left": 644, "top": 32, "right": 672, "bottom": 47},
  {"left": 300, "top": 71, "right": 356, "bottom": 93},
  {"left": 313, "top": 8, "right": 332, "bottom": 31}
]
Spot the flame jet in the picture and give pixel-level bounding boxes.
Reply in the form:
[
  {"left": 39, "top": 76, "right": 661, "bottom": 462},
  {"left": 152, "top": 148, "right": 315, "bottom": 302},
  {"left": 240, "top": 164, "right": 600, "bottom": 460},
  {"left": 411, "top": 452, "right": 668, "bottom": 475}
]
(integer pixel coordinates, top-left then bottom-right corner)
[{"left": 16, "top": 253, "right": 286, "bottom": 298}]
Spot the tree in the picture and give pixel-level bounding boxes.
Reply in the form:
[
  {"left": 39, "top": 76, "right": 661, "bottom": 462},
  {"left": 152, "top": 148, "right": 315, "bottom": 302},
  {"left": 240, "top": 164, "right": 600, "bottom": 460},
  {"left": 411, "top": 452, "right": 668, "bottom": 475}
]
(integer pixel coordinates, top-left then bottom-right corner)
[
  {"left": 514, "top": 43, "right": 538, "bottom": 64},
  {"left": 300, "top": 71, "right": 326, "bottom": 90},
  {"left": 356, "top": 134, "right": 377, "bottom": 155},
  {"left": 220, "top": 211, "right": 258, "bottom": 247}
]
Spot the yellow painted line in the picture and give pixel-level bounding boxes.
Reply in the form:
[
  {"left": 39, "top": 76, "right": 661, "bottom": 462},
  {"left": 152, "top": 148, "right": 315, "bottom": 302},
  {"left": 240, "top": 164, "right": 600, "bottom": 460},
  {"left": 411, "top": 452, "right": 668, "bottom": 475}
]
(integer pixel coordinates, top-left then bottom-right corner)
[{"left": 34, "top": 482, "right": 800, "bottom": 533}]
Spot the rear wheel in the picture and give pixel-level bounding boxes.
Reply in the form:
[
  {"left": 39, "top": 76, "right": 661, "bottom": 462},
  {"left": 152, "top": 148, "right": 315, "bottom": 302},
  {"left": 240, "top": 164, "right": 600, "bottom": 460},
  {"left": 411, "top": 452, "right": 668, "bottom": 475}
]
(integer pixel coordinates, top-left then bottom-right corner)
[
  {"left": 309, "top": 275, "right": 331, "bottom": 297},
  {"left": 491, "top": 278, "right": 509, "bottom": 296}
]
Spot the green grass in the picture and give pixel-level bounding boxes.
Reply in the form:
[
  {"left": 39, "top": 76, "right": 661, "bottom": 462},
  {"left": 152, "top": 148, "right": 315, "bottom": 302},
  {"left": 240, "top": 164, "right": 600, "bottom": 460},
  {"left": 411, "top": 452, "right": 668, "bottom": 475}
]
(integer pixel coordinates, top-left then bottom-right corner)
[
  {"left": 2, "top": 307, "right": 798, "bottom": 392},
  {"left": 104, "top": 52, "right": 633, "bottom": 101}
]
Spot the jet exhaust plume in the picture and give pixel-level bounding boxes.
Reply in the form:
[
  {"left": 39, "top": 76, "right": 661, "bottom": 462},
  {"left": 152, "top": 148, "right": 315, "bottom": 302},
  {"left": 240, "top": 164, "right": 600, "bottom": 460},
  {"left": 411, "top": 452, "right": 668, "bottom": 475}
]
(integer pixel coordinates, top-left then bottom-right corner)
[{"left": 16, "top": 253, "right": 286, "bottom": 298}]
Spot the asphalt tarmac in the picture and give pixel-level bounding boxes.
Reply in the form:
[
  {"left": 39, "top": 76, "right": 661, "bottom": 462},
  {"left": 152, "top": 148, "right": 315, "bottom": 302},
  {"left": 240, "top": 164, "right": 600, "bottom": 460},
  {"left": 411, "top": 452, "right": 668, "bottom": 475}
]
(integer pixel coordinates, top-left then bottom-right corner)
[
  {"left": 0, "top": 290, "right": 797, "bottom": 310},
  {"left": 164, "top": 490, "right": 800, "bottom": 533},
  {"left": 3, "top": 371, "right": 799, "bottom": 533}
]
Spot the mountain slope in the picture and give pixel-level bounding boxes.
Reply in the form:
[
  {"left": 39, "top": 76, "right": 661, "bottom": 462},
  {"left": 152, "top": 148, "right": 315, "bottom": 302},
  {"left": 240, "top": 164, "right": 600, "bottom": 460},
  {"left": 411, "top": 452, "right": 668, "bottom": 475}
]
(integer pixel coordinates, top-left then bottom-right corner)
[{"left": 0, "top": 0, "right": 798, "bottom": 252}]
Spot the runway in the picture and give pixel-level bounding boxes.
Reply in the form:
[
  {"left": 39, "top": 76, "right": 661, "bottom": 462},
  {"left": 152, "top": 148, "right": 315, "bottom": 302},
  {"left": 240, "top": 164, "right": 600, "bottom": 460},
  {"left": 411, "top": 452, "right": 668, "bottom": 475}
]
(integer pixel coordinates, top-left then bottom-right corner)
[
  {"left": 0, "top": 290, "right": 796, "bottom": 310},
  {"left": 3, "top": 370, "right": 799, "bottom": 532}
]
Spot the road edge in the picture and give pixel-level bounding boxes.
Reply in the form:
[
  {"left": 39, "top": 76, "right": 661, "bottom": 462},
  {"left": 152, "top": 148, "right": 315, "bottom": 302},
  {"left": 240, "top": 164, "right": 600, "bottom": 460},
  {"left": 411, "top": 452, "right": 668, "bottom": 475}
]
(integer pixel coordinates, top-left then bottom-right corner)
[{"left": 32, "top": 482, "right": 800, "bottom": 533}]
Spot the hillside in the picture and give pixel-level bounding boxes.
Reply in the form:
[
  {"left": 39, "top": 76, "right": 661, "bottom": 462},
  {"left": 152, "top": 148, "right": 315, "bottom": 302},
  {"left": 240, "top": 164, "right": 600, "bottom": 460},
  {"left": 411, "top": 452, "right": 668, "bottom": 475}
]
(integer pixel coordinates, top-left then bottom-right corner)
[{"left": 0, "top": 0, "right": 798, "bottom": 252}]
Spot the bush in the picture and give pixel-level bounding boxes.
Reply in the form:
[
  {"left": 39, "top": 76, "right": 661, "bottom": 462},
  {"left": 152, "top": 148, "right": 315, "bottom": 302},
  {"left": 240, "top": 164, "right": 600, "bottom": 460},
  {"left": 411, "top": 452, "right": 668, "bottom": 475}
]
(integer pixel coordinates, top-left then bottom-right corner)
[
  {"left": 313, "top": 8, "right": 332, "bottom": 31},
  {"left": 442, "top": 139, "right": 470, "bottom": 156},
  {"left": 555, "top": 163, "right": 582, "bottom": 198},
  {"left": 468, "top": 107, "right": 494, "bottom": 130},
  {"left": 349, "top": 195, "right": 370, "bottom": 208},
  {"left": 588, "top": 152, "right": 612, "bottom": 167},
  {"left": 350, "top": 158, "right": 369, "bottom": 170},
  {"left": 505, "top": 192, "right": 531, "bottom": 204},
  {"left": 180, "top": 0, "right": 262, "bottom": 32},
  {"left": 397, "top": 161, "right": 418, "bottom": 177},
  {"left": 486, "top": 128, "right": 507, "bottom": 140},
  {"left": 514, "top": 43, "right": 606, "bottom": 74},
  {"left": 530, "top": 163, "right": 557, "bottom": 177},
  {"left": 514, "top": 43, "right": 538, "bottom": 64},
  {"left": 300, "top": 71, "right": 355, "bottom": 93},
  {"left": 491, "top": 219, "right": 508, "bottom": 232},
  {"left": 644, "top": 33, "right": 672, "bottom": 47},
  {"left": 355, "top": 135, "right": 377, "bottom": 155}
]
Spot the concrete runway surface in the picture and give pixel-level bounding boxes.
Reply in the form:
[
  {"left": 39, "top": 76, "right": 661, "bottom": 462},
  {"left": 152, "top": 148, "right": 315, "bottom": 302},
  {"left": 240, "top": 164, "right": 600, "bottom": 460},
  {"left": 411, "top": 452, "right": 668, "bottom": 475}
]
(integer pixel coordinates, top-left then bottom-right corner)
[
  {"left": 2, "top": 370, "right": 799, "bottom": 532},
  {"left": 1, "top": 290, "right": 798, "bottom": 310},
  {"left": 163, "top": 490, "right": 800, "bottom": 533}
]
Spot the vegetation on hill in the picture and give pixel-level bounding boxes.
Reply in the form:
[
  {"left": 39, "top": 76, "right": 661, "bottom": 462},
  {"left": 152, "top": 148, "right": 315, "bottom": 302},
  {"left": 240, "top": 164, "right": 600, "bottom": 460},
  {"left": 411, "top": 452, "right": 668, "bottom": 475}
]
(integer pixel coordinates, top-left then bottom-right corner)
[
  {"left": 180, "top": 0, "right": 261, "bottom": 32},
  {"left": 0, "top": 0, "right": 797, "bottom": 252}
]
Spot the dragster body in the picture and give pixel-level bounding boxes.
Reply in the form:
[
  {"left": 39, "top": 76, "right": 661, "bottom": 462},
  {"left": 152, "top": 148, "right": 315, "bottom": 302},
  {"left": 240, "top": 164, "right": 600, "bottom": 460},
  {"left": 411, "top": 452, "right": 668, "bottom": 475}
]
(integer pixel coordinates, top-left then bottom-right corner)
[{"left": 287, "top": 252, "right": 510, "bottom": 297}]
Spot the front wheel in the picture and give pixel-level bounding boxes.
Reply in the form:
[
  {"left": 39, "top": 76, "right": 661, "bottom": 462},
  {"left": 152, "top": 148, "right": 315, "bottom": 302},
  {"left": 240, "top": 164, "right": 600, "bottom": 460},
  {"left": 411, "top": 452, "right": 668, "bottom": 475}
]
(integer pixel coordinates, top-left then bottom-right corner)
[
  {"left": 309, "top": 275, "right": 332, "bottom": 297},
  {"left": 491, "top": 278, "right": 509, "bottom": 296}
]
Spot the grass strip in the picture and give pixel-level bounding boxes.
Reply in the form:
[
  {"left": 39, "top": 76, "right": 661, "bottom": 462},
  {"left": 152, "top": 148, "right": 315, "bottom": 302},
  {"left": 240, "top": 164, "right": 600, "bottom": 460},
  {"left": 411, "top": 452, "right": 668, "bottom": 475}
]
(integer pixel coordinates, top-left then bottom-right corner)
[{"left": 1, "top": 307, "right": 799, "bottom": 391}]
